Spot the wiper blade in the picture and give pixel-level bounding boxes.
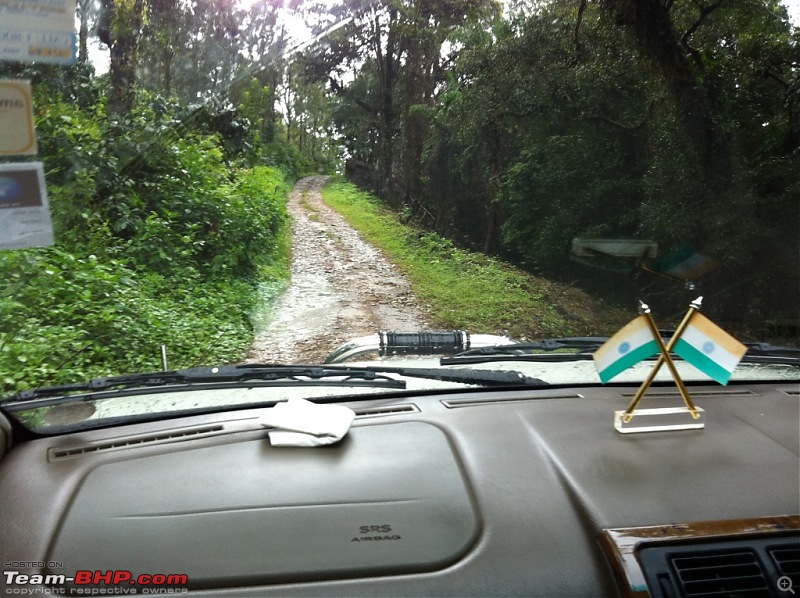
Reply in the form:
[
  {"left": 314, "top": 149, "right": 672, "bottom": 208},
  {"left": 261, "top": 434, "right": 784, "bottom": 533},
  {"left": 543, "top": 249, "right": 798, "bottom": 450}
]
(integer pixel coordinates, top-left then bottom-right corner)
[
  {"left": 455, "top": 337, "right": 610, "bottom": 356},
  {"left": 360, "top": 366, "right": 547, "bottom": 387},
  {"left": 738, "top": 343, "right": 800, "bottom": 359},
  {"left": 1, "top": 363, "right": 543, "bottom": 413},
  {"left": 442, "top": 335, "right": 800, "bottom": 366},
  {"left": 444, "top": 337, "right": 609, "bottom": 361},
  {"left": 1, "top": 365, "right": 407, "bottom": 405}
]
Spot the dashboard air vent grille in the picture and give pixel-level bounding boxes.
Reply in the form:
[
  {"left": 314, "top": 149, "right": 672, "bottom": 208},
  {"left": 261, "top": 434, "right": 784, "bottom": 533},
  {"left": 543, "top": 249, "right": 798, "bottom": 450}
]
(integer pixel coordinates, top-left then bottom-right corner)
[
  {"left": 442, "top": 394, "right": 582, "bottom": 408},
  {"left": 48, "top": 425, "right": 225, "bottom": 461},
  {"left": 771, "top": 545, "right": 800, "bottom": 585},
  {"left": 620, "top": 388, "right": 758, "bottom": 398},
  {"left": 354, "top": 404, "right": 419, "bottom": 418},
  {"left": 637, "top": 534, "right": 800, "bottom": 598},
  {"left": 670, "top": 550, "right": 768, "bottom": 596}
]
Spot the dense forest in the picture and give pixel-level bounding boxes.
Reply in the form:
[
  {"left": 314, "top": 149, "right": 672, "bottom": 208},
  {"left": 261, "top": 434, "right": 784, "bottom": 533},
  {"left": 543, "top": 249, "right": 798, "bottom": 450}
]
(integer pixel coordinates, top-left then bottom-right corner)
[
  {"left": 0, "top": 0, "right": 331, "bottom": 390},
  {"left": 298, "top": 0, "right": 798, "bottom": 326},
  {"left": 1, "top": 0, "right": 798, "bottom": 390}
]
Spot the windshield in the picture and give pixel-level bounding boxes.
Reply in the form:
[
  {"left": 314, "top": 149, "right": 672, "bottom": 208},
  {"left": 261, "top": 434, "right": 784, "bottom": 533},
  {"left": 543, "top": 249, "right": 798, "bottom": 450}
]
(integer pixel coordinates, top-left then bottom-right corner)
[{"left": 1, "top": 0, "right": 798, "bottom": 432}]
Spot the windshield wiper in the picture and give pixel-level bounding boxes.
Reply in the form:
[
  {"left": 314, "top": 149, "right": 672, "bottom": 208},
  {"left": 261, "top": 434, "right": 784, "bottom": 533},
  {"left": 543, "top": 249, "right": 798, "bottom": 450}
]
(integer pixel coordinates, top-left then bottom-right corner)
[
  {"left": 442, "top": 336, "right": 800, "bottom": 366},
  {"left": 1, "top": 365, "right": 407, "bottom": 407},
  {"left": 737, "top": 342, "right": 800, "bottom": 358},
  {"left": 441, "top": 337, "right": 607, "bottom": 365},
  {"left": 361, "top": 366, "right": 546, "bottom": 387},
  {"left": 1, "top": 363, "right": 545, "bottom": 410}
]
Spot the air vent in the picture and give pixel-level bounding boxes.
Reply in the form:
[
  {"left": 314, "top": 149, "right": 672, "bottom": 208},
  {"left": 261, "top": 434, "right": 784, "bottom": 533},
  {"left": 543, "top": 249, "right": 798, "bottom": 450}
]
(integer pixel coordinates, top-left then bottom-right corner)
[
  {"left": 48, "top": 424, "right": 225, "bottom": 461},
  {"left": 771, "top": 545, "right": 800, "bottom": 586},
  {"left": 670, "top": 550, "right": 768, "bottom": 596},
  {"left": 620, "top": 389, "right": 759, "bottom": 398},
  {"left": 353, "top": 404, "right": 419, "bottom": 418},
  {"left": 636, "top": 534, "right": 800, "bottom": 598},
  {"left": 442, "top": 393, "right": 582, "bottom": 408},
  {"left": 780, "top": 389, "right": 799, "bottom": 397}
]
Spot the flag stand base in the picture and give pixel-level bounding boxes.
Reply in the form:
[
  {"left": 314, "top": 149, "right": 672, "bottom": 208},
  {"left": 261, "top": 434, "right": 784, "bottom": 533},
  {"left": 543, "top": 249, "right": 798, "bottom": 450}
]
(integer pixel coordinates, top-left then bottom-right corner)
[{"left": 614, "top": 407, "right": 705, "bottom": 434}]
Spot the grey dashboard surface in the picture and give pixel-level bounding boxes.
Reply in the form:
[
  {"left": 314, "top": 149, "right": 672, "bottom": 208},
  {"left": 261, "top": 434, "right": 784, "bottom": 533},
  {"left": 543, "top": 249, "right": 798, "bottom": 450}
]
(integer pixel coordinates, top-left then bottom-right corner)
[
  {"left": 0, "top": 382, "right": 798, "bottom": 596},
  {"left": 48, "top": 421, "right": 479, "bottom": 588}
]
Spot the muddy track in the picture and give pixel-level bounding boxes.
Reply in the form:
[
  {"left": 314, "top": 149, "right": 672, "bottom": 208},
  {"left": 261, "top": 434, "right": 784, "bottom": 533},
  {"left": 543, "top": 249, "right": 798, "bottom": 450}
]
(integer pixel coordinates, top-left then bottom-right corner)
[{"left": 247, "top": 176, "right": 429, "bottom": 364}]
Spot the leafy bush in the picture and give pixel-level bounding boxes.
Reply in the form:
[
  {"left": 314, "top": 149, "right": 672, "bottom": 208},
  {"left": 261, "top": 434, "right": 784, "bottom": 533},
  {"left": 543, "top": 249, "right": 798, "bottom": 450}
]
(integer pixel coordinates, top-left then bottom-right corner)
[
  {"left": 0, "top": 93, "right": 292, "bottom": 395},
  {"left": 0, "top": 247, "right": 263, "bottom": 393},
  {"left": 262, "top": 141, "right": 317, "bottom": 181}
]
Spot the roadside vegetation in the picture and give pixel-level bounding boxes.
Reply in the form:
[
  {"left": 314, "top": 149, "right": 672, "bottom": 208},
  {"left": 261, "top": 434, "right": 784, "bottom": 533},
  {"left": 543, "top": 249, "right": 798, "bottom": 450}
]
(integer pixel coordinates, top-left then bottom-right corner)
[
  {"left": 0, "top": 71, "right": 315, "bottom": 394},
  {"left": 1, "top": 0, "right": 797, "bottom": 392},
  {"left": 323, "top": 181, "right": 629, "bottom": 340}
]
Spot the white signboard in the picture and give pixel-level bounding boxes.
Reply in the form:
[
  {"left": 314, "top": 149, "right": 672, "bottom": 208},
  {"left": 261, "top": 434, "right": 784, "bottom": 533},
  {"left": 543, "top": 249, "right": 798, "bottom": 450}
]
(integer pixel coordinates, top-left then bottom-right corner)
[
  {"left": 0, "top": 162, "right": 55, "bottom": 250},
  {"left": 0, "top": 0, "right": 77, "bottom": 64},
  {"left": 0, "top": 80, "right": 38, "bottom": 155}
]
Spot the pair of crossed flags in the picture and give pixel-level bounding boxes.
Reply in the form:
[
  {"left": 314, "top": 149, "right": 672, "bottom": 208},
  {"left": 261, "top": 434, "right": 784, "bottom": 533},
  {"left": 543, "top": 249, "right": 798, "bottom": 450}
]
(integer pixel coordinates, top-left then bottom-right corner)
[{"left": 593, "top": 297, "right": 748, "bottom": 427}]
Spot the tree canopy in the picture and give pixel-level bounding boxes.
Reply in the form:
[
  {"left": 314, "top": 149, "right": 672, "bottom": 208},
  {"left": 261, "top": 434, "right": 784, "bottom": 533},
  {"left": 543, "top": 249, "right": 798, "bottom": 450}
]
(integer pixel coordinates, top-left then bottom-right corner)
[{"left": 2, "top": 0, "right": 797, "bottom": 339}]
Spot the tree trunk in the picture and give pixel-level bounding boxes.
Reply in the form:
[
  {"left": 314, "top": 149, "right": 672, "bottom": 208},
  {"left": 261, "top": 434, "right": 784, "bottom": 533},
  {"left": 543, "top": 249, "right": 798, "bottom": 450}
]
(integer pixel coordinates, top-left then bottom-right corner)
[
  {"left": 602, "top": 0, "right": 731, "bottom": 189},
  {"left": 162, "top": 46, "right": 173, "bottom": 96},
  {"left": 78, "top": 0, "right": 91, "bottom": 63},
  {"left": 107, "top": 0, "right": 147, "bottom": 116}
]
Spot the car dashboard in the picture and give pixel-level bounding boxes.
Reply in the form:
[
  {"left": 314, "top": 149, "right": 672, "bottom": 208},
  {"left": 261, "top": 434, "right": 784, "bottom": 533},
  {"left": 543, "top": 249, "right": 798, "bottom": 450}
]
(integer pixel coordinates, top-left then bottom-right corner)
[{"left": 0, "top": 381, "right": 798, "bottom": 596}]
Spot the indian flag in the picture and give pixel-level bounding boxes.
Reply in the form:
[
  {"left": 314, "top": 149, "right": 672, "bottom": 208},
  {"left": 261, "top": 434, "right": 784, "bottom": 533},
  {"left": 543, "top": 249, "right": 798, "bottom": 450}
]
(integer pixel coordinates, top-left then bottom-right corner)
[
  {"left": 673, "top": 313, "right": 747, "bottom": 385},
  {"left": 593, "top": 316, "right": 660, "bottom": 383}
]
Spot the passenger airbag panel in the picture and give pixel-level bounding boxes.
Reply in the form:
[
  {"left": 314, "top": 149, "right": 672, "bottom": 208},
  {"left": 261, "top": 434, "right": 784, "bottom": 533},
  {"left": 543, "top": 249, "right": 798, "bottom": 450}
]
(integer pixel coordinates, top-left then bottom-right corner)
[{"left": 48, "top": 422, "right": 478, "bottom": 588}]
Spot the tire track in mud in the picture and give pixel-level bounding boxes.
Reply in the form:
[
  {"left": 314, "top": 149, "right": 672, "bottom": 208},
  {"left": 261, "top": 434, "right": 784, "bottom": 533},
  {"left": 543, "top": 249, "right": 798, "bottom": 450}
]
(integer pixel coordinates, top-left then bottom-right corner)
[{"left": 247, "top": 175, "right": 429, "bottom": 365}]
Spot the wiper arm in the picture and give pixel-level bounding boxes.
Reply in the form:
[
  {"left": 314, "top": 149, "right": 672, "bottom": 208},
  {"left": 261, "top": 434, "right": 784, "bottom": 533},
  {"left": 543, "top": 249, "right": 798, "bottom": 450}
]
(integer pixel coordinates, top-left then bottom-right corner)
[
  {"left": 737, "top": 342, "right": 799, "bottom": 359},
  {"left": 1, "top": 364, "right": 543, "bottom": 413},
  {"left": 442, "top": 335, "right": 800, "bottom": 366},
  {"left": 1, "top": 365, "right": 406, "bottom": 405},
  {"left": 360, "top": 366, "right": 547, "bottom": 387},
  {"left": 442, "top": 337, "right": 609, "bottom": 365}
]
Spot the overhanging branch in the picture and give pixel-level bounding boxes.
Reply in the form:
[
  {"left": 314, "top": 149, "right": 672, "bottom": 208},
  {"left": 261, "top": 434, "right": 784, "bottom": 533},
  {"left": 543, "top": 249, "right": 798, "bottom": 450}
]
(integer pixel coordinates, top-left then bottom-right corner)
[{"left": 681, "top": 0, "right": 725, "bottom": 70}]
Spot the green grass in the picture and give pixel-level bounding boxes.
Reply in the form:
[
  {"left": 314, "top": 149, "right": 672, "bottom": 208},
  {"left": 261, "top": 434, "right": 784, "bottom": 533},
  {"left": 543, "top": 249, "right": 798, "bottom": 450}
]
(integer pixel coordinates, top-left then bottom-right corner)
[
  {"left": 299, "top": 192, "right": 321, "bottom": 221},
  {"left": 322, "top": 180, "right": 627, "bottom": 340}
]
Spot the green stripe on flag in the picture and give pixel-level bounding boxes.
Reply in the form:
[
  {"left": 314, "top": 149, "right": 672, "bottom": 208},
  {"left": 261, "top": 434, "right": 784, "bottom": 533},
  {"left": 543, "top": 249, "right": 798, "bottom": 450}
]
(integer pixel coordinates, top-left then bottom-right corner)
[
  {"left": 674, "top": 338, "right": 734, "bottom": 385},
  {"left": 598, "top": 341, "right": 659, "bottom": 384}
]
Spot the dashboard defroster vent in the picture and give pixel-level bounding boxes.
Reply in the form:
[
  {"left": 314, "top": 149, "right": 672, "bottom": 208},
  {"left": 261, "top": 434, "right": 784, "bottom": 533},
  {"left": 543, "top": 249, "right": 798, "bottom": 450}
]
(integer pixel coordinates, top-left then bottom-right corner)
[
  {"left": 442, "top": 393, "right": 582, "bottom": 408},
  {"left": 353, "top": 404, "right": 419, "bottom": 418},
  {"left": 48, "top": 424, "right": 225, "bottom": 461},
  {"left": 619, "top": 388, "right": 759, "bottom": 398}
]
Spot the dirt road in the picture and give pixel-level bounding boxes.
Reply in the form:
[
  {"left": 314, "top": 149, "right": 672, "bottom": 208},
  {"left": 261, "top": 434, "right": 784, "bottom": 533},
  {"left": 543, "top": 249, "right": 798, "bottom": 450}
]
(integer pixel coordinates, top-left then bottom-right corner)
[{"left": 247, "top": 176, "right": 429, "bottom": 364}]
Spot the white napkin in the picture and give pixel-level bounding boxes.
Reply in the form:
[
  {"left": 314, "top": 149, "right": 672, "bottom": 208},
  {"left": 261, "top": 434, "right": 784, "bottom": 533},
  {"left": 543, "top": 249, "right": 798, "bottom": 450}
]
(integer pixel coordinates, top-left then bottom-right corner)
[{"left": 260, "top": 398, "right": 356, "bottom": 447}]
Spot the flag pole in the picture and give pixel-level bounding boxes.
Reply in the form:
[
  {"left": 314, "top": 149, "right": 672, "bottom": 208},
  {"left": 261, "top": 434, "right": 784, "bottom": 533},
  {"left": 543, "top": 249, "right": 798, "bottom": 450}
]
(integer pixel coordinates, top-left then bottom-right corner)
[{"left": 622, "top": 297, "right": 703, "bottom": 422}]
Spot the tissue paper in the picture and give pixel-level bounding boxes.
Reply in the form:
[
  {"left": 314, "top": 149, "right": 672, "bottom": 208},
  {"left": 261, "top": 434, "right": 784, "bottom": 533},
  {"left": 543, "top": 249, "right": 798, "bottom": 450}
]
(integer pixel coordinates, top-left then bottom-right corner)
[{"left": 261, "top": 398, "right": 356, "bottom": 447}]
